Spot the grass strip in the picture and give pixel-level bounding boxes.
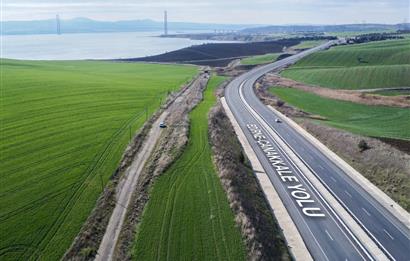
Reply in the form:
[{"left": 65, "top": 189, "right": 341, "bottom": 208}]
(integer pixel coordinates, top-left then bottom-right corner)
[{"left": 132, "top": 75, "right": 246, "bottom": 261}]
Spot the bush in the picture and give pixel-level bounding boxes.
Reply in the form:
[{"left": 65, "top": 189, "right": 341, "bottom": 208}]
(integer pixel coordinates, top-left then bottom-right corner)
[
  {"left": 358, "top": 140, "right": 370, "bottom": 152},
  {"left": 276, "top": 100, "right": 285, "bottom": 107}
]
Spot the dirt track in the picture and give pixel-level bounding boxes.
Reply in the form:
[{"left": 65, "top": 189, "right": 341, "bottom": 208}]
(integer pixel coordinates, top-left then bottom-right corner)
[{"left": 95, "top": 111, "right": 168, "bottom": 261}]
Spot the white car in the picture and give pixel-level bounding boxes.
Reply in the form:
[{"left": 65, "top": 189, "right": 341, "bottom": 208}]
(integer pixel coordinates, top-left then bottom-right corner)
[
  {"left": 275, "top": 118, "right": 281, "bottom": 123},
  {"left": 159, "top": 122, "right": 167, "bottom": 128}
]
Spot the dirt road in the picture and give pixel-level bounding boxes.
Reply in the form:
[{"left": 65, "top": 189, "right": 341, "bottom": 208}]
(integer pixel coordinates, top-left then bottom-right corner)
[{"left": 95, "top": 111, "right": 168, "bottom": 261}]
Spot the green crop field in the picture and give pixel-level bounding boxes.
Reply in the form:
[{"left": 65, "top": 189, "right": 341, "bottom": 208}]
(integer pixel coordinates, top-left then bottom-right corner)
[
  {"left": 241, "top": 53, "right": 280, "bottom": 65},
  {"left": 324, "top": 30, "right": 395, "bottom": 38},
  {"left": 292, "top": 40, "right": 326, "bottom": 49},
  {"left": 282, "top": 39, "right": 410, "bottom": 89},
  {"left": 0, "top": 59, "right": 197, "bottom": 260},
  {"left": 270, "top": 87, "right": 410, "bottom": 140},
  {"left": 132, "top": 75, "right": 246, "bottom": 261}
]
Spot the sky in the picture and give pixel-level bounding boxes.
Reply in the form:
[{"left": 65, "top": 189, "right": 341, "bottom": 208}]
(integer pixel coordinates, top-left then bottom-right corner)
[{"left": 2, "top": 0, "right": 409, "bottom": 24}]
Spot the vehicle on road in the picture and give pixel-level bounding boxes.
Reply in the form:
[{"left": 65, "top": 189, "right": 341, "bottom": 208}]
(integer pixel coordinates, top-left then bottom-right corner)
[
  {"left": 275, "top": 118, "right": 281, "bottom": 123},
  {"left": 159, "top": 122, "right": 167, "bottom": 128}
]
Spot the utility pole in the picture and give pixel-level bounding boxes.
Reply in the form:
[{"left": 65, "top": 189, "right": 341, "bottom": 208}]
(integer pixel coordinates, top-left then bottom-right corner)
[
  {"left": 164, "top": 11, "right": 168, "bottom": 36},
  {"left": 56, "top": 14, "right": 61, "bottom": 35}
]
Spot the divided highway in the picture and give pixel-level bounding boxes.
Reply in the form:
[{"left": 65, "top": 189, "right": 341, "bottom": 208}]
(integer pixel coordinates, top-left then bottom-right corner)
[{"left": 224, "top": 42, "right": 410, "bottom": 261}]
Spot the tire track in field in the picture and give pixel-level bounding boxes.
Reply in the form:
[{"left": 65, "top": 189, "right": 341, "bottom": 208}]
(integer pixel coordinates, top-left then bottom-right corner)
[
  {"left": 156, "top": 140, "right": 205, "bottom": 259},
  {"left": 163, "top": 137, "right": 208, "bottom": 260},
  {"left": 25, "top": 109, "right": 146, "bottom": 259},
  {"left": 21, "top": 93, "right": 163, "bottom": 259}
]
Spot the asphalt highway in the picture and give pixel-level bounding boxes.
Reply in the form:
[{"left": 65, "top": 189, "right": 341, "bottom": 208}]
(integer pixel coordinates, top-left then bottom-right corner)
[{"left": 224, "top": 42, "right": 410, "bottom": 261}]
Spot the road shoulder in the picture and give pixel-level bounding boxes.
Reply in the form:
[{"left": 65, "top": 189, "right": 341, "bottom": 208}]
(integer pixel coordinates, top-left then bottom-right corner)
[
  {"left": 221, "top": 97, "right": 313, "bottom": 261},
  {"left": 268, "top": 105, "right": 410, "bottom": 229}
]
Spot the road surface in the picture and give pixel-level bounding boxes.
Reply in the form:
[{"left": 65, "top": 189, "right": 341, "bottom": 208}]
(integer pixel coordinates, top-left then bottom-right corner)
[{"left": 224, "top": 42, "right": 410, "bottom": 261}]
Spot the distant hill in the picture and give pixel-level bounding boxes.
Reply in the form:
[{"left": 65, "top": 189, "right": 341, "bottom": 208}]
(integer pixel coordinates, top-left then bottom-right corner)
[
  {"left": 241, "top": 23, "right": 410, "bottom": 34},
  {"left": 1, "top": 17, "right": 253, "bottom": 35},
  {"left": 124, "top": 39, "right": 301, "bottom": 66}
]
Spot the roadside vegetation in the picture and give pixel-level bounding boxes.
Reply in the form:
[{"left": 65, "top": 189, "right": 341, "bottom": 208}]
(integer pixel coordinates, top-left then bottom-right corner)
[
  {"left": 0, "top": 59, "right": 197, "bottom": 260},
  {"left": 282, "top": 38, "right": 410, "bottom": 89},
  {"left": 370, "top": 89, "right": 410, "bottom": 96},
  {"left": 269, "top": 87, "right": 410, "bottom": 140},
  {"left": 292, "top": 40, "right": 325, "bottom": 49},
  {"left": 132, "top": 75, "right": 246, "bottom": 260},
  {"left": 241, "top": 53, "right": 280, "bottom": 65}
]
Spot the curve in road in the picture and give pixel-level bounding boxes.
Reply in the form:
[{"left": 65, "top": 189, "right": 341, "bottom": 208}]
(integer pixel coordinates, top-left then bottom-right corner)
[{"left": 225, "top": 42, "right": 410, "bottom": 261}]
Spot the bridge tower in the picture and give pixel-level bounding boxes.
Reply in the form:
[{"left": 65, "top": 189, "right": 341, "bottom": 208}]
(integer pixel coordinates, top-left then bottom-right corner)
[
  {"left": 164, "top": 11, "right": 168, "bottom": 36},
  {"left": 56, "top": 14, "right": 61, "bottom": 35}
]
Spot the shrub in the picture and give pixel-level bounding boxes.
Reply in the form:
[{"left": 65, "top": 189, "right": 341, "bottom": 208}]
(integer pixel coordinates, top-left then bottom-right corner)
[{"left": 358, "top": 140, "right": 370, "bottom": 152}]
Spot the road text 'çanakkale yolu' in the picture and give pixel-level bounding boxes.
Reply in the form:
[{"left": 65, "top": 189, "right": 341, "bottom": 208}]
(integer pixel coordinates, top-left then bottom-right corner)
[{"left": 247, "top": 123, "right": 325, "bottom": 218}]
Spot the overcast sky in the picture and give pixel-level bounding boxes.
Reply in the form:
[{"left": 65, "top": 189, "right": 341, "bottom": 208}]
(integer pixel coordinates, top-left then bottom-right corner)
[{"left": 2, "top": 0, "right": 409, "bottom": 24}]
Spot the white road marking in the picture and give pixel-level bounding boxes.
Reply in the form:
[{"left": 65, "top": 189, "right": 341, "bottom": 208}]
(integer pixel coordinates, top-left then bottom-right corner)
[
  {"left": 325, "top": 229, "right": 334, "bottom": 241},
  {"left": 362, "top": 208, "right": 371, "bottom": 216},
  {"left": 239, "top": 79, "right": 374, "bottom": 261},
  {"left": 330, "top": 177, "right": 337, "bottom": 183},
  {"left": 318, "top": 164, "right": 324, "bottom": 170},
  {"left": 344, "top": 190, "right": 352, "bottom": 198},
  {"left": 383, "top": 229, "right": 395, "bottom": 240}
]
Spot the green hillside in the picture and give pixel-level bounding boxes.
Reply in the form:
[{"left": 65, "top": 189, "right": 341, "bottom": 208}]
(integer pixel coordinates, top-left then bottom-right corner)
[
  {"left": 132, "top": 75, "right": 246, "bottom": 261},
  {"left": 241, "top": 53, "right": 280, "bottom": 65},
  {"left": 270, "top": 87, "right": 410, "bottom": 140},
  {"left": 0, "top": 59, "right": 197, "bottom": 260},
  {"left": 282, "top": 39, "right": 410, "bottom": 89},
  {"left": 292, "top": 40, "right": 326, "bottom": 49}
]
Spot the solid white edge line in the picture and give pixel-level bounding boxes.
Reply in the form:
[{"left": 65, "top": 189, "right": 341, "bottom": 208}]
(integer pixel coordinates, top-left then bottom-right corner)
[
  {"left": 221, "top": 97, "right": 313, "bottom": 261},
  {"left": 269, "top": 104, "right": 410, "bottom": 233},
  {"left": 265, "top": 106, "right": 398, "bottom": 261},
  {"left": 239, "top": 81, "right": 374, "bottom": 261}
]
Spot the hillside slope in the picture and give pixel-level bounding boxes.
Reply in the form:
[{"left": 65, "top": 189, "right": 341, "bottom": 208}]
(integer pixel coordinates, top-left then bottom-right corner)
[
  {"left": 0, "top": 59, "right": 197, "bottom": 260},
  {"left": 282, "top": 39, "right": 410, "bottom": 89}
]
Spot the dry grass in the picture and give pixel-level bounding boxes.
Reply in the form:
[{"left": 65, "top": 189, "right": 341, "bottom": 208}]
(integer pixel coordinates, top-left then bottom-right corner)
[
  {"left": 255, "top": 83, "right": 410, "bottom": 211},
  {"left": 209, "top": 100, "right": 291, "bottom": 261},
  {"left": 261, "top": 73, "right": 410, "bottom": 108},
  {"left": 62, "top": 75, "right": 203, "bottom": 261},
  {"left": 299, "top": 119, "right": 410, "bottom": 211},
  {"left": 113, "top": 74, "right": 209, "bottom": 260}
]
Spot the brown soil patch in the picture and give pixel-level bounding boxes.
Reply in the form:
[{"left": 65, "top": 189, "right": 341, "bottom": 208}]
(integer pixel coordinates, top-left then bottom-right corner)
[
  {"left": 260, "top": 74, "right": 410, "bottom": 108},
  {"left": 376, "top": 137, "right": 410, "bottom": 155}
]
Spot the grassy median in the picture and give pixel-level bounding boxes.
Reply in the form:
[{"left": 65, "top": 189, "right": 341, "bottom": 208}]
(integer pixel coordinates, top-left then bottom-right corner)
[
  {"left": 0, "top": 59, "right": 197, "bottom": 260},
  {"left": 132, "top": 75, "right": 246, "bottom": 261}
]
